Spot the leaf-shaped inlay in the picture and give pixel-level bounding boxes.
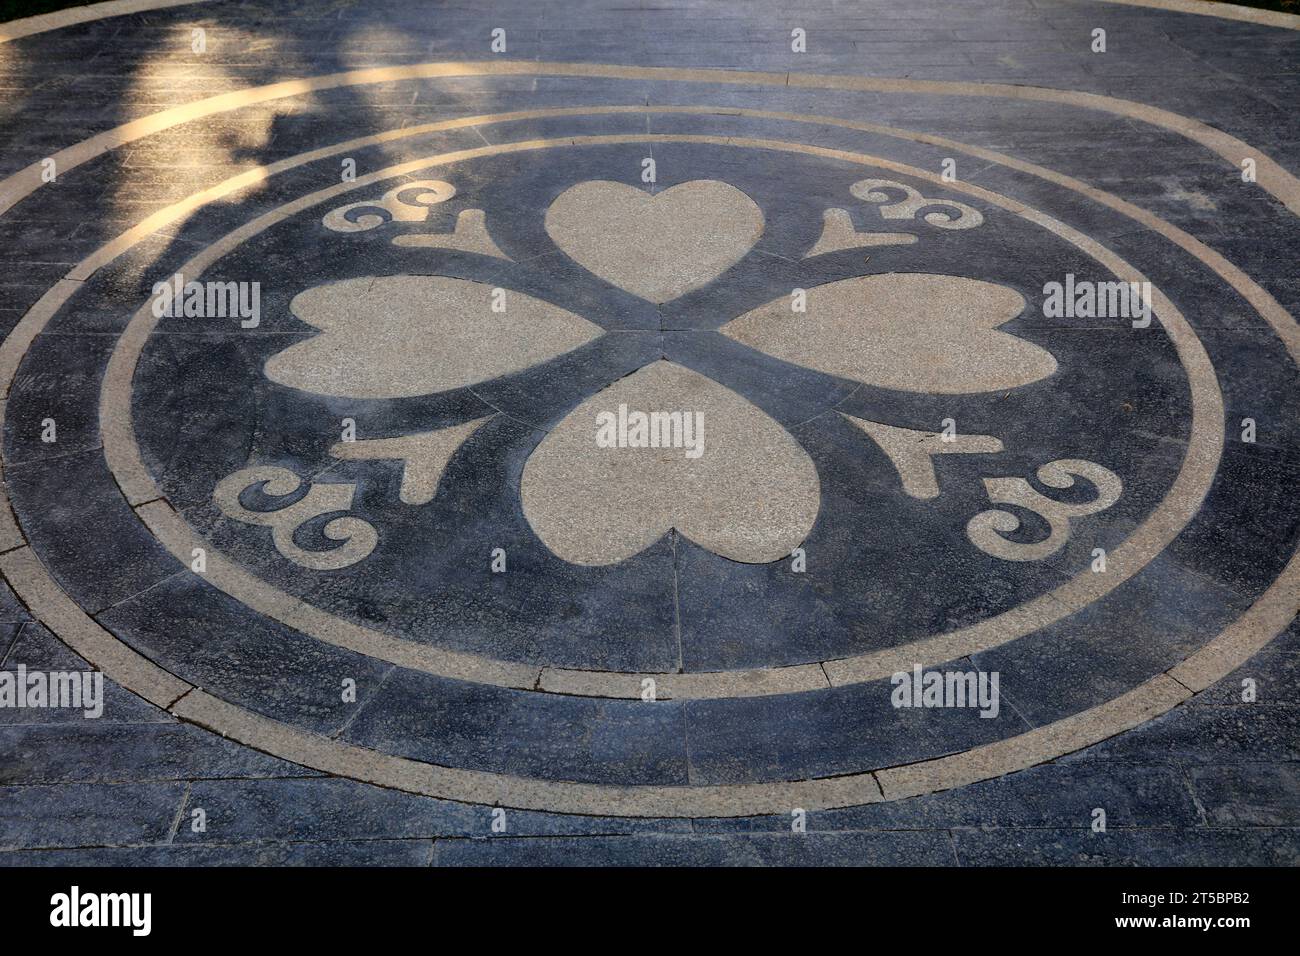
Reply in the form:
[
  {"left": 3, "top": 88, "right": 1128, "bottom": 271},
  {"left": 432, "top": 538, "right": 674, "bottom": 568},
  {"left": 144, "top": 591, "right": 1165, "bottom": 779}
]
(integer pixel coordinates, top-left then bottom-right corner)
[
  {"left": 720, "top": 273, "right": 1057, "bottom": 394},
  {"left": 545, "top": 180, "right": 764, "bottom": 304},
  {"left": 265, "top": 275, "right": 602, "bottom": 399},
  {"left": 521, "top": 361, "right": 820, "bottom": 565}
]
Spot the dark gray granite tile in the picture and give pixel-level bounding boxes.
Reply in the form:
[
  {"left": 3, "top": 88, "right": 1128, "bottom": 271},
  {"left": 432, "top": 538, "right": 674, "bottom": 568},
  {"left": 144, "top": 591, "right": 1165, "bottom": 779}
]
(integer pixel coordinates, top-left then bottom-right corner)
[
  {"left": 0, "top": 722, "right": 316, "bottom": 785},
  {"left": 3, "top": 450, "right": 180, "bottom": 615},
  {"left": 173, "top": 777, "right": 689, "bottom": 842},
  {"left": 952, "top": 826, "right": 1300, "bottom": 867},
  {"left": 0, "top": 622, "right": 168, "bottom": 725},
  {"left": 694, "top": 761, "right": 1201, "bottom": 832},
  {"left": 1187, "top": 764, "right": 1300, "bottom": 828},
  {"left": 0, "top": 839, "right": 433, "bottom": 866},
  {"left": 0, "top": 782, "right": 185, "bottom": 850},
  {"left": 1066, "top": 704, "right": 1300, "bottom": 765},
  {"left": 342, "top": 666, "right": 690, "bottom": 786},
  {"left": 97, "top": 573, "right": 392, "bottom": 736}
]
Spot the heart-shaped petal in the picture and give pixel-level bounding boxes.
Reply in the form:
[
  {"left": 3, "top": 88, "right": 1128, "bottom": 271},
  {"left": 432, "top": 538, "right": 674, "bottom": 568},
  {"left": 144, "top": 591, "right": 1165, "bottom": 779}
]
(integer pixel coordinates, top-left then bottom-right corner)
[
  {"left": 544, "top": 180, "right": 764, "bottom": 304},
  {"left": 720, "top": 273, "right": 1057, "bottom": 394},
  {"left": 521, "top": 361, "right": 819, "bottom": 565},
  {"left": 265, "top": 275, "right": 602, "bottom": 399}
]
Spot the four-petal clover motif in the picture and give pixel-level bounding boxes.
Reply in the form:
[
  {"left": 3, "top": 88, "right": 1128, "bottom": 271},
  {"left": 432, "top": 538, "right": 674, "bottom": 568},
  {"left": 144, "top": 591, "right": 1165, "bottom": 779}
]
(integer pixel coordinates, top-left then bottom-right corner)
[{"left": 263, "top": 178, "right": 1062, "bottom": 567}]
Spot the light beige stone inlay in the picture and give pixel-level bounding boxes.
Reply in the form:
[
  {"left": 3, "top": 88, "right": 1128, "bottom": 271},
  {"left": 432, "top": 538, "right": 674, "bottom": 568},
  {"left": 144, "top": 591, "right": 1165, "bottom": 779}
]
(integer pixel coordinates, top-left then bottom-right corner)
[
  {"left": 521, "top": 360, "right": 820, "bottom": 565},
  {"left": 851, "top": 179, "right": 984, "bottom": 230},
  {"left": 842, "top": 416, "right": 1004, "bottom": 499},
  {"left": 544, "top": 179, "right": 763, "bottom": 303},
  {"left": 322, "top": 180, "right": 455, "bottom": 233},
  {"left": 967, "top": 460, "right": 1124, "bottom": 562},
  {"left": 722, "top": 273, "right": 1057, "bottom": 394},
  {"left": 329, "top": 416, "right": 494, "bottom": 505},
  {"left": 805, "top": 208, "right": 918, "bottom": 257},
  {"left": 265, "top": 275, "right": 602, "bottom": 399},
  {"left": 213, "top": 466, "right": 378, "bottom": 571},
  {"left": 390, "top": 209, "right": 509, "bottom": 259}
]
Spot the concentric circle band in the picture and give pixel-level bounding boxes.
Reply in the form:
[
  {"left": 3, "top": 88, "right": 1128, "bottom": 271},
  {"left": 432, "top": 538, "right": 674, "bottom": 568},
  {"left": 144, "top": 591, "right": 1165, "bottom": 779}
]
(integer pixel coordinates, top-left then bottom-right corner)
[{"left": 0, "top": 66, "right": 1295, "bottom": 817}]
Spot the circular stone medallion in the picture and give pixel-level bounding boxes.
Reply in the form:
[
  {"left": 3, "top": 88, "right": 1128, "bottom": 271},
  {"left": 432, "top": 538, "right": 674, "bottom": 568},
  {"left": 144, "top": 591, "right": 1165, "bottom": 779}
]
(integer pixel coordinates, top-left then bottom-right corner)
[{"left": 4, "top": 83, "right": 1297, "bottom": 818}]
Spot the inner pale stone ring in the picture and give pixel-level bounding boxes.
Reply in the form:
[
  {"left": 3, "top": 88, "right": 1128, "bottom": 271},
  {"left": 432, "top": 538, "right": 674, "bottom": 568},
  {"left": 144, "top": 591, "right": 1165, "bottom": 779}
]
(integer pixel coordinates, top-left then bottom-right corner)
[{"left": 94, "top": 123, "right": 1222, "bottom": 700}]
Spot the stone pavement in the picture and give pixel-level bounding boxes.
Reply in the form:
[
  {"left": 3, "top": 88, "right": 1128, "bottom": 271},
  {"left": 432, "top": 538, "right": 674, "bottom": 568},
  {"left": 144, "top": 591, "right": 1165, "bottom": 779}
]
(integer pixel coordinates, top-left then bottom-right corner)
[{"left": 0, "top": 0, "right": 1297, "bottom": 866}]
